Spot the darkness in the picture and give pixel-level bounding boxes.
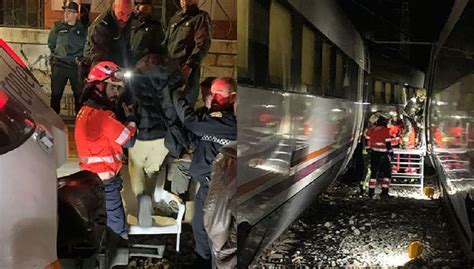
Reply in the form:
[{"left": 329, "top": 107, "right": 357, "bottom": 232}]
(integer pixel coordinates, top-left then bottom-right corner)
[{"left": 338, "top": 0, "right": 454, "bottom": 71}]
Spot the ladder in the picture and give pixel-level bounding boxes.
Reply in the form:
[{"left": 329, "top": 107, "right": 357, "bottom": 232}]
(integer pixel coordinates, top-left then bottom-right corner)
[{"left": 390, "top": 148, "right": 425, "bottom": 192}]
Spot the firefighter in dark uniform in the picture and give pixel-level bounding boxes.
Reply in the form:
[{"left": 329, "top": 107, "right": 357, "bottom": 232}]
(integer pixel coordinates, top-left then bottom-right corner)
[
  {"left": 130, "top": 0, "right": 165, "bottom": 65},
  {"left": 48, "top": 1, "right": 87, "bottom": 114},
  {"left": 367, "top": 115, "right": 393, "bottom": 199},
  {"left": 163, "top": 0, "right": 212, "bottom": 105},
  {"left": 173, "top": 77, "right": 237, "bottom": 267}
]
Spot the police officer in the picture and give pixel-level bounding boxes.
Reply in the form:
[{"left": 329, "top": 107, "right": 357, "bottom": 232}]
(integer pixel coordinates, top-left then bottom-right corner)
[
  {"left": 84, "top": 0, "right": 135, "bottom": 68},
  {"left": 75, "top": 61, "right": 137, "bottom": 239},
  {"left": 130, "top": 0, "right": 165, "bottom": 65},
  {"left": 173, "top": 77, "right": 237, "bottom": 268},
  {"left": 163, "top": 0, "right": 212, "bottom": 105},
  {"left": 48, "top": 1, "right": 87, "bottom": 114},
  {"left": 367, "top": 115, "right": 393, "bottom": 199}
]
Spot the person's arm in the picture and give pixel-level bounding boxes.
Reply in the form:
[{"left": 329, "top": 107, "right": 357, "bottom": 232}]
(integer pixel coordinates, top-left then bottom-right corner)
[
  {"left": 184, "top": 12, "right": 212, "bottom": 68},
  {"left": 84, "top": 20, "right": 112, "bottom": 65},
  {"left": 172, "top": 90, "right": 236, "bottom": 137},
  {"left": 47, "top": 24, "right": 57, "bottom": 54},
  {"left": 102, "top": 111, "right": 137, "bottom": 146}
]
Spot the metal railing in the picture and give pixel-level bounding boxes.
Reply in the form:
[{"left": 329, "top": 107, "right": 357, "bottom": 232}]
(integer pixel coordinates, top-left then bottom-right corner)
[{"left": 0, "top": 0, "right": 44, "bottom": 28}]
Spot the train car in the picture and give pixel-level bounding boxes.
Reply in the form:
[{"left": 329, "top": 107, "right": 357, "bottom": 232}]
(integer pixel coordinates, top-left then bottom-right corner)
[
  {"left": 426, "top": 0, "right": 474, "bottom": 261},
  {"left": 0, "top": 39, "right": 67, "bottom": 268},
  {"left": 236, "top": 0, "right": 369, "bottom": 266}
]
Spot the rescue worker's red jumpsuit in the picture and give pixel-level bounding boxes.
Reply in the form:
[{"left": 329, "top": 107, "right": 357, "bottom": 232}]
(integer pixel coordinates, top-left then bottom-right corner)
[
  {"left": 75, "top": 104, "right": 136, "bottom": 237},
  {"left": 367, "top": 125, "right": 393, "bottom": 198}
]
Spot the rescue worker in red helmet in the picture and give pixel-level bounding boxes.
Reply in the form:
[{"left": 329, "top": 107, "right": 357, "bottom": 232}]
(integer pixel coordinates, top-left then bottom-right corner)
[
  {"left": 75, "top": 61, "right": 137, "bottom": 239},
  {"left": 367, "top": 114, "right": 393, "bottom": 199}
]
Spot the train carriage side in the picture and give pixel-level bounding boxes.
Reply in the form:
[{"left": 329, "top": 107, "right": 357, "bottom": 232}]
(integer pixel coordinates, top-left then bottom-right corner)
[
  {"left": 0, "top": 39, "right": 67, "bottom": 269},
  {"left": 236, "top": 0, "right": 368, "bottom": 266}
]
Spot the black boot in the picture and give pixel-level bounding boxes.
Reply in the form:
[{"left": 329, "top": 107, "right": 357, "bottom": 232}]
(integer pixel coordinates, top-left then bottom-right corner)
[
  {"left": 191, "top": 253, "right": 212, "bottom": 269},
  {"left": 380, "top": 188, "right": 390, "bottom": 199},
  {"left": 368, "top": 188, "right": 375, "bottom": 199}
]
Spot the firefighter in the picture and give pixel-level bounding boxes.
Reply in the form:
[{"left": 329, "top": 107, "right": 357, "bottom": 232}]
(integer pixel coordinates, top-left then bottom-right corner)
[
  {"left": 130, "top": 0, "right": 165, "bottom": 65},
  {"left": 367, "top": 115, "right": 393, "bottom": 199},
  {"left": 75, "top": 61, "right": 137, "bottom": 239},
  {"left": 173, "top": 77, "right": 237, "bottom": 267},
  {"left": 48, "top": 1, "right": 87, "bottom": 114},
  {"left": 389, "top": 113, "right": 403, "bottom": 148},
  {"left": 163, "top": 0, "right": 212, "bottom": 106},
  {"left": 403, "top": 88, "right": 427, "bottom": 147},
  {"left": 127, "top": 54, "right": 184, "bottom": 227}
]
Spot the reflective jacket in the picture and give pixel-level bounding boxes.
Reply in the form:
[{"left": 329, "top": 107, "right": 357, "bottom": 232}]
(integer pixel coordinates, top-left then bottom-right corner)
[
  {"left": 389, "top": 124, "right": 402, "bottom": 146},
  {"left": 163, "top": 4, "right": 212, "bottom": 67},
  {"left": 367, "top": 126, "right": 392, "bottom": 152},
  {"left": 75, "top": 102, "right": 137, "bottom": 180}
]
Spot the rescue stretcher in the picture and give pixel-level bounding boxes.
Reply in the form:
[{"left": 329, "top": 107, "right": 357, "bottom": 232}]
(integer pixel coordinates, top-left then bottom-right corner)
[{"left": 390, "top": 148, "right": 425, "bottom": 192}]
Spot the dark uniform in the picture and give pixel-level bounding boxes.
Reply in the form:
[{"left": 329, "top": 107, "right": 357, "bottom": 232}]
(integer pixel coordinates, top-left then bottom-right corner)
[
  {"left": 83, "top": 8, "right": 134, "bottom": 68},
  {"left": 130, "top": 14, "right": 165, "bottom": 65},
  {"left": 163, "top": 4, "right": 212, "bottom": 105},
  {"left": 172, "top": 89, "right": 236, "bottom": 263},
  {"left": 48, "top": 20, "right": 87, "bottom": 114}
]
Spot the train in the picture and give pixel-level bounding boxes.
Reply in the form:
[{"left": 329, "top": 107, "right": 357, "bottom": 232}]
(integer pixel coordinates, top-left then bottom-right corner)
[
  {"left": 236, "top": 0, "right": 425, "bottom": 267},
  {"left": 0, "top": 39, "right": 67, "bottom": 269},
  {"left": 426, "top": 0, "right": 474, "bottom": 261}
]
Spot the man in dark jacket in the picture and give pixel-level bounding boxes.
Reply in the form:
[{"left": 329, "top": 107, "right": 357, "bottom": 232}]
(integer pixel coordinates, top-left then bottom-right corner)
[
  {"left": 130, "top": 0, "right": 165, "bottom": 65},
  {"left": 128, "top": 54, "right": 184, "bottom": 226},
  {"left": 83, "top": 0, "right": 135, "bottom": 68},
  {"left": 163, "top": 0, "right": 212, "bottom": 105},
  {"left": 173, "top": 77, "right": 237, "bottom": 267},
  {"left": 48, "top": 1, "right": 87, "bottom": 114}
]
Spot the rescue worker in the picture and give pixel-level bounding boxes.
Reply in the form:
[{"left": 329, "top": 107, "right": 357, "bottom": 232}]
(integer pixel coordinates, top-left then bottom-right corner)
[
  {"left": 403, "top": 88, "right": 426, "bottom": 147},
  {"left": 128, "top": 54, "right": 184, "bottom": 227},
  {"left": 84, "top": 0, "right": 135, "bottom": 68},
  {"left": 130, "top": 0, "right": 165, "bottom": 65},
  {"left": 367, "top": 115, "right": 393, "bottom": 199},
  {"left": 173, "top": 77, "right": 237, "bottom": 267},
  {"left": 75, "top": 61, "right": 137, "bottom": 239},
  {"left": 48, "top": 1, "right": 87, "bottom": 114},
  {"left": 163, "top": 0, "right": 212, "bottom": 105},
  {"left": 449, "top": 121, "right": 464, "bottom": 147},
  {"left": 389, "top": 114, "right": 403, "bottom": 148}
]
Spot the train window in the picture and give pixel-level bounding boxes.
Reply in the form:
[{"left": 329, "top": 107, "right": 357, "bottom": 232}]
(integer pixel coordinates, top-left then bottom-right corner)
[
  {"left": 363, "top": 72, "right": 372, "bottom": 103},
  {"left": 301, "top": 25, "right": 315, "bottom": 92},
  {"left": 314, "top": 34, "right": 323, "bottom": 95},
  {"left": 321, "top": 41, "right": 334, "bottom": 96},
  {"left": 334, "top": 52, "right": 344, "bottom": 98},
  {"left": 0, "top": 89, "right": 35, "bottom": 155},
  {"left": 374, "top": 80, "right": 384, "bottom": 103},
  {"left": 237, "top": 0, "right": 250, "bottom": 78},
  {"left": 268, "top": 1, "right": 292, "bottom": 88},
  {"left": 384, "top": 82, "right": 392, "bottom": 104}
]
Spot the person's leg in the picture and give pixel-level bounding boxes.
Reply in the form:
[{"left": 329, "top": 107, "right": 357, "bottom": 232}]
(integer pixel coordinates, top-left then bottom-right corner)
[
  {"left": 168, "top": 160, "right": 192, "bottom": 198},
  {"left": 50, "top": 65, "right": 68, "bottom": 114},
  {"left": 68, "top": 65, "right": 84, "bottom": 114},
  {"left": 192, "top": 181, "right": 212, "bottom": 262},
  {"left": 381, "top": 154, "right": 392, "bottom": 196},
  {"left": 368, "top": 151, "right": 379, "bottom": 198},
  {"left": 103, "top": 176, "right": 127, "bottom": 238}
]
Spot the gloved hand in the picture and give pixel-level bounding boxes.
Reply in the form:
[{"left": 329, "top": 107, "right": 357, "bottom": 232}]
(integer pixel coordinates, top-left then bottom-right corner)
[{"left": 122, "top": 103, "right": 137, "bottom": 124}]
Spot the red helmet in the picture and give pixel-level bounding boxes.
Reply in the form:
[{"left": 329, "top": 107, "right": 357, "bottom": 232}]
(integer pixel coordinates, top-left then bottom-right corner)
[{"left": 87, "top": 61, "right": 123, "bottom": 86}]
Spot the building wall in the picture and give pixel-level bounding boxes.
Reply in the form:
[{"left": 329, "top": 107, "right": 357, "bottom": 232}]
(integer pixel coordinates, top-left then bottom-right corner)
[{"left": 0, "top": 27, "right": 236, "bottom": 116}]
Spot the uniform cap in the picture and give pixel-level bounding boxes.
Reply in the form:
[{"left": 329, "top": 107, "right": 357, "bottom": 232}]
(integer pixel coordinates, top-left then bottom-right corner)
[{"left": 62, "top": 2, "right": 79, "bottom": 12}]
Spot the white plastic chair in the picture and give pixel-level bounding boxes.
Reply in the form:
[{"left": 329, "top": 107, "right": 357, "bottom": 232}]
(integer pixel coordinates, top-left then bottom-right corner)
[{"left": 128, "top": 167, "right": 185, "bottom": 252}]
